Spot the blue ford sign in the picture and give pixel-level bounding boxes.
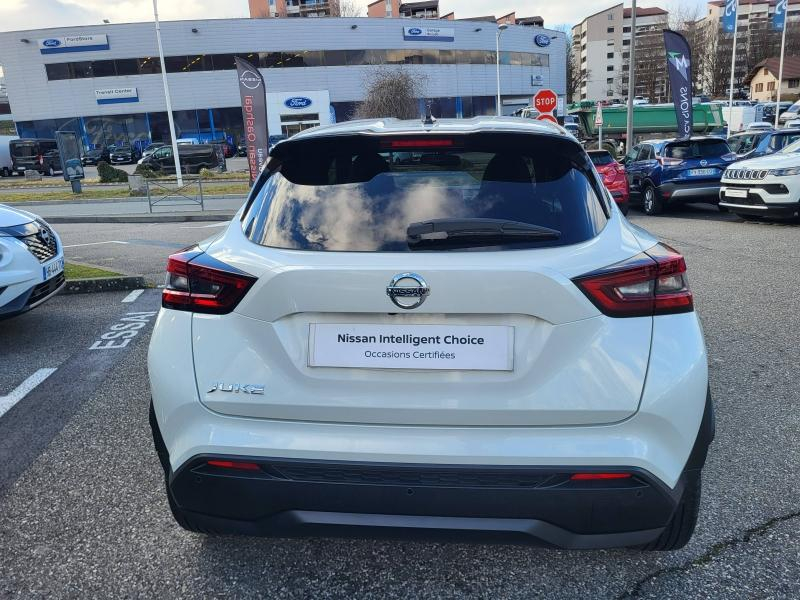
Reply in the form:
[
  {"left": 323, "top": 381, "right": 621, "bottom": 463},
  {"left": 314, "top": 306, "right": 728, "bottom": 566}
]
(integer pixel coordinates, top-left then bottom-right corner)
[
  {"left": 403, "top": 26, "right": 455, "bottom": 42},
  {"left": 284, "top": 96, "right": 312, "bottom": 109},
  {"left": 43, "top": 39, "right": 62, "bottom": 47},
  {"left": 534, "top": 34, "right": 551, "bottom": 47}
]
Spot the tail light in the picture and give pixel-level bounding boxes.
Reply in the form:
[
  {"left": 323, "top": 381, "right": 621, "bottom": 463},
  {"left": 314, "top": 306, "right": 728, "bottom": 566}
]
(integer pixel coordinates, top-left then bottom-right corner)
[
  {"left": 162, "top": 247, "right": 256, "bottom": 314},
  {"left": 206, "top": 460, "right": 261, "bottom": 471},
  {"left": 570, "top": 473, "right": 632, "bottom": 480},
  {"left": 37, "top": 154, "right": 43, "bottom": 165},
  {"left": 572, "top": 243, "right": 693, "bottom": 317},
  {"left": 658, "top": 156, "right": 683, "bottom": 167}
]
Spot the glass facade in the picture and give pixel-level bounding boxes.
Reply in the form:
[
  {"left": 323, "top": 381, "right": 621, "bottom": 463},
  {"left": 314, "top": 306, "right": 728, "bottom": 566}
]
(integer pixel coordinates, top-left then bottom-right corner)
[
  {"left": 15, "top": 98, "right": 499, "bottom": 149},
  {"left": 44, "top": 50, "right": 549, "bottom": 81}
]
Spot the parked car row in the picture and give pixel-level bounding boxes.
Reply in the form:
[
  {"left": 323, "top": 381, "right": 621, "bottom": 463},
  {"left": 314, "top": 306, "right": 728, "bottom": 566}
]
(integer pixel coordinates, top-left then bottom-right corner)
[{"left": 588, "top": 126, "right": 800, "bottom": 220}]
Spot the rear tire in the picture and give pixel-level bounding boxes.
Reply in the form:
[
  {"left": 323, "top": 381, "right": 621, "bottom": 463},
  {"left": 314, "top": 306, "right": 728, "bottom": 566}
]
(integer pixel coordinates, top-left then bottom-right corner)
[
  {"left": 149, "top": 400, "right": 215, "bottom": 535},
  {"left": 47, "top": 165, "right": 55, "bottom": 177},
  {"left": 642, "top": 183, "right": 664, "bottom": 215},
  {"left": 638, "top": 471, "right": 701, "bottom": 551}
]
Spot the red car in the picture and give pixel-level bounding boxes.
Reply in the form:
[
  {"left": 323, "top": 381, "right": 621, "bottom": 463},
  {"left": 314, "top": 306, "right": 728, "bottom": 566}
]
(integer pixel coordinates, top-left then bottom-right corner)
[{"left": 588, "top": 150, "right": 629, "bottom": 215}]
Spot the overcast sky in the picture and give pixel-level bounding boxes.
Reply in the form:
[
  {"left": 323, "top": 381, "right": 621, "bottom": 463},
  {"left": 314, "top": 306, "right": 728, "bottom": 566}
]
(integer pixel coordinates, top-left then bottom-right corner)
[{"left": 0, "top": 0, "right": 709, "bottom": 32}]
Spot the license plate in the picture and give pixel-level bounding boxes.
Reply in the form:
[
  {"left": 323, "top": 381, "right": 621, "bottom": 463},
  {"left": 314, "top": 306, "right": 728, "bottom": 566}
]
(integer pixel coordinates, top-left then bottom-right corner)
[
  {"left": 725, "top": 188, "right": 748, "bottom": 198},
  {"left": 687, "top": 168, "right": 717, "bottom": 177},
  {"left": 42, "top": 257, "right": 64, "bottom": 281},
  {"left": 309, "top": 324, "right": 514, "bottom": 371}
]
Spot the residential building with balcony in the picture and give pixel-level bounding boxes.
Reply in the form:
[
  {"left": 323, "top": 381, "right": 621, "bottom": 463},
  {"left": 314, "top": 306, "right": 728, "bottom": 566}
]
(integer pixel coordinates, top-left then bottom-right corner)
[{"left": 571, "top": 4, "right": 668, "bottom": 103}]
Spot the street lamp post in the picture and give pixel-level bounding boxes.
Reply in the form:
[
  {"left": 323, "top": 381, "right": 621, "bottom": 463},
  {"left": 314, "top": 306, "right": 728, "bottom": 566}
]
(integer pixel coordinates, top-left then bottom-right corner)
[
  {"left": 625, "top": 0, "right": 637, "bottom": 154},
  {"left": 495, "top": 24, "right": 509, "bottom": 117},
  {"left": 152, "top": 0, "right": 183, "bottom": 185}
]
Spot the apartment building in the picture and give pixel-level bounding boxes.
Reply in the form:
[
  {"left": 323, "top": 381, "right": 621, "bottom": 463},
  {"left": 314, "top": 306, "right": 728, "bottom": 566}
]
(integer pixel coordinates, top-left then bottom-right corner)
[
  {"left": 571, "top": 4, "right": 668, "bottom": 102},
  {"left": 366, "top": 0, "right": 543, "bottom": 25},
  {"left": 248, "top": 0, "right": 333, "bottom": 18},
  {"left": 698, "top": 0, "right": 800, "bottom": 95}
]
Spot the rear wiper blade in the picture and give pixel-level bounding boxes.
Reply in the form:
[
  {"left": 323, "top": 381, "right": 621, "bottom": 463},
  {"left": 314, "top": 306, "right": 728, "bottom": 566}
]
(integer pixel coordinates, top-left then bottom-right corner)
[{"left": 407, "top": 218, "right": 560, "bottom": 249}]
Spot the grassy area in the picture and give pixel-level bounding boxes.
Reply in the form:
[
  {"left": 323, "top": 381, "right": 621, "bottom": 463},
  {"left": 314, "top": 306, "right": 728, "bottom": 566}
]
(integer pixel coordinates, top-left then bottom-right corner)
[
  {"left": 0, "top": 181, "right": 250, "bottom": 203},
  {"left": 65, "top": 262, "right": 123, "bottom": 280},
  {"left": 0, "top": 177, "right": 103, "bottom": 189}
]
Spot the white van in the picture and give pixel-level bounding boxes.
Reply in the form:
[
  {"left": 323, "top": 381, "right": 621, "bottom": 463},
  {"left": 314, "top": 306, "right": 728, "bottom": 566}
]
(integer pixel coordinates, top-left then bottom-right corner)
[{"left": 0, "top": 134, "right": 19, "bottom": 177}]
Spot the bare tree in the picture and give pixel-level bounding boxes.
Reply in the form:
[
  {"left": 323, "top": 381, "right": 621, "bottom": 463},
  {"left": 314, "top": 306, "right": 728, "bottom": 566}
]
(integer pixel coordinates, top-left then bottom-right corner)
[
  {"left": 554, "top": 25, "right": 582, "bottom": 103},
  {"left": 355, "top": 68, "right": 426, "bottom": 120},
  {"left": 329, "top": 0, "right": 364, "bottom": 17}
]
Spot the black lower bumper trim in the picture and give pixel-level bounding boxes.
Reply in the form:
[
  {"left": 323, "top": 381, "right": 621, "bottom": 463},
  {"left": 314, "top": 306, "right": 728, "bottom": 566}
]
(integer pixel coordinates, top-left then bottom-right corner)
[{"left": 156, "top": 395, "right": 714, "bottom": 548}]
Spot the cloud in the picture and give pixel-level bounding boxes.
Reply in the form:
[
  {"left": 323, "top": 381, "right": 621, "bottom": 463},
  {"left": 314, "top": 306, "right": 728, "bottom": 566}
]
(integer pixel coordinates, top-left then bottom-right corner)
[
  {"left": 0, "top": 0, "right": 707, "bottom": 32},
  {"left": 0, "top": 0, "right": 249, "bottom": 32}
]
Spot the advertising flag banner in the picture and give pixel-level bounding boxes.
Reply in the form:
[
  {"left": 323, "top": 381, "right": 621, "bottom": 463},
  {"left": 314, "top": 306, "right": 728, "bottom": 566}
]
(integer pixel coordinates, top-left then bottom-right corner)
[
  {"left": 774, "top": 0, "right": 787, "bottom": 32},
  {"left": 235, "top": 57, "right": 268, "bottom": 184},
  {"left": 722, "top": 0, "right": 738, "bottom": 33},
  {"left": 663, "top": 30, "right": 694, "bottom": 140}
]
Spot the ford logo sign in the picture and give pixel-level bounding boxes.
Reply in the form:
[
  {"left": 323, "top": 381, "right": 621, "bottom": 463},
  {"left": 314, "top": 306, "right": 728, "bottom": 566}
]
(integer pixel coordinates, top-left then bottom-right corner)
[
  {"left": 534, "top": 34, "right": 551, "bottom": 47},
  {"left": 408, "top": 27, "right": 423, "bottom": 35},
  {"left": 284, "top": 96, "right": 312, "bottom": 109},
  {"left": 43, "top": 39, "right": 62, "bottom": 47}
]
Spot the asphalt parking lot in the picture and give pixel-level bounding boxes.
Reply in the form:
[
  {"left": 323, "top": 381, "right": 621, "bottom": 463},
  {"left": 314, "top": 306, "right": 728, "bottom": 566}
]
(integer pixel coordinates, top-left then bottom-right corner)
[{"left": 1, "top": 206, "right": 799, "bottom": 599}]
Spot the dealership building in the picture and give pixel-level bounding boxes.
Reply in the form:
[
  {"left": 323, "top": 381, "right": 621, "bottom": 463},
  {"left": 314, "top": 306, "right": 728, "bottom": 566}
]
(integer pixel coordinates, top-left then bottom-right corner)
[{"left": 0, "top": 18, "right": 565, "bottom": 150}]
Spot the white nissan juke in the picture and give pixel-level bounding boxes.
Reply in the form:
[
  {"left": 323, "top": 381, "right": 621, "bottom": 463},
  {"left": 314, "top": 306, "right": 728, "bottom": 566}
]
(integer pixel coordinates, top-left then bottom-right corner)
[
  {"left": 0, "top": 204, "right": 65, "bottom": 319},
  {"left": 148, "top": 117, "right": 714, "bottom": 550}
]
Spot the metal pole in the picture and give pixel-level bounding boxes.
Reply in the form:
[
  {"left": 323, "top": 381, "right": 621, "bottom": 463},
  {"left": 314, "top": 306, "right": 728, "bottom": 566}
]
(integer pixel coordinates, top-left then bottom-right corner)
[
  {"left": 495, "top": 30, "right": 502, "bottom": 116},
  {"left": 599, "top": 122, "right": 603, "bottom": 150},
  {"left": 727, "top": 0, "right": 740, "bottom": 138},
  {"left": 153, "top": 0, "right": 183, "bottom": 185},
  {"left": 775, "top": 16, "right": 788, "bottom": 128},
  {"left": 625, "top": 0, "right": 637, "bottom": 153}
]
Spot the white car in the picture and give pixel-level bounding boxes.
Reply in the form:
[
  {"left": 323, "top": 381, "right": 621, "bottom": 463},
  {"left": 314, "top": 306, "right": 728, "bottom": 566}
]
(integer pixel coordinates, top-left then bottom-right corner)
[
  {"left": 720, "top": 138, "right": 800, "bottom": 219},
  {"left": 0, "top": 204, "right": 65, "bottom": 319},
  {"left": 148, "top": 117, "right": 713, "bottom": 550}
]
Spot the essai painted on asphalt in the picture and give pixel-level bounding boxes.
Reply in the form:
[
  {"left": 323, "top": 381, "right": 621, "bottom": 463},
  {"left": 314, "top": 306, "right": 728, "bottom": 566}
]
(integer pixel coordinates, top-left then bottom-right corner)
[{"left": 90, "top": 311, "right": 157, "bottom": 350}]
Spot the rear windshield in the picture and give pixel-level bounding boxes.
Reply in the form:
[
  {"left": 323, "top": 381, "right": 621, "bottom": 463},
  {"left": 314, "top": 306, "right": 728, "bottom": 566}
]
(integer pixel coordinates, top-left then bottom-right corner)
[
  {"left": 241, "top": 133, "right": 608, "bottom": 252},
  {"left": 663, "top": 139, "right": 730, "bottom": 159},
  {"left": 588, "top": 151, "right": 615, "bottom": 166},
  {"left": 11, "top": 142, "right": 36, "bottom": 157}
]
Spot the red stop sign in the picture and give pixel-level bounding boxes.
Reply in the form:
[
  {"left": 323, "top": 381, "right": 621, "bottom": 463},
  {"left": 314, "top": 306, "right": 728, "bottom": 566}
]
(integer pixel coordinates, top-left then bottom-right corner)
[
  {"left": 536, "top": 113, "right": 558, "bottom": 124},
  {"left": 533, "top": 89, "right": 558, "bottom": 114}
]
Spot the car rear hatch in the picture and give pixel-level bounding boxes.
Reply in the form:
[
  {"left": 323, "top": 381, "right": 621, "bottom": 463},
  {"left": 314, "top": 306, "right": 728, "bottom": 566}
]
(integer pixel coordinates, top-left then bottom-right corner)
[
  {"left": 659, "top": 138, "right": 733, "bottom": 183},
  {"left": 188, "top": 130, "right": 654, "bottom": 427}
]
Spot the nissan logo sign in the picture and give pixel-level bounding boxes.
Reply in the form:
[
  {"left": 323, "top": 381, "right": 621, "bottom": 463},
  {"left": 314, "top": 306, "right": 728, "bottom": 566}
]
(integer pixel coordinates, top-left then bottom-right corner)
[
  {"left": 239, "top": 70, "right": 262, "bottom": 90},
  {"left": 408, "top": 27, "right": 423, "bottom": 35},
  {"left": 386, "top": 273, "right": 430, "bottom": 310},
  {"left": 534, "top": 34, "right": 551, "bottom": 47},
  {"left": 43, "top": 39, "right": 62, "bottom": 47},
  {"left": 284, "top": 96, "right": 312, "bottom": 109}
]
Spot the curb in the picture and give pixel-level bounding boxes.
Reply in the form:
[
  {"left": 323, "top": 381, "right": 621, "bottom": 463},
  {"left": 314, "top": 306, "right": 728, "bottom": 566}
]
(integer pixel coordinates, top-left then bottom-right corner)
[
  {"left": 62, "top": 275, "right": 150, "bottom": 295},
  {"left": 8, "top": 193, "right": 247, "bottom": 207},
  {"left": 46, "top": 213, "right": 235, "bottom": 224}
]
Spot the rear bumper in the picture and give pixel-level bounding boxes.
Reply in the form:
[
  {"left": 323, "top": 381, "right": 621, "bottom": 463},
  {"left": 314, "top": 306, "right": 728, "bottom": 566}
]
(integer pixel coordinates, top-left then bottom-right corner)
[
  {"left": 156, "top": 394, "right": 713, "bottom": 547},
  {"left": 657, "top": 181, "right": 721, "bottom": 202},
  {"left": 718, "top": 200, "right": 799, "bottom": 217}
]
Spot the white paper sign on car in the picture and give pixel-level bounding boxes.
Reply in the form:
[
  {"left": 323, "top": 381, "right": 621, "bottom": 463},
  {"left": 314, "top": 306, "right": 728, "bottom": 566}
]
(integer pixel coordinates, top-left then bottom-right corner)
[{"left": 309, "top": 324, "right": 514, "bottom": 371}]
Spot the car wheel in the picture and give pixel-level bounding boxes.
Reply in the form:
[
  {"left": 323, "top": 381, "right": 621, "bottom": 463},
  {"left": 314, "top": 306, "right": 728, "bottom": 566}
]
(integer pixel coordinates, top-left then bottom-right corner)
[
  {"left": 637, "top": 471, "right": 701, "bottom": 551},
  {"left": 642, "top": 184, "right": 664, "bottom": 215},
  {"left": 149, "top": 401, "right": 217, "bottom": 535},
  {"left": 47, "top": 165, "right": 55, "bottom": 177}
]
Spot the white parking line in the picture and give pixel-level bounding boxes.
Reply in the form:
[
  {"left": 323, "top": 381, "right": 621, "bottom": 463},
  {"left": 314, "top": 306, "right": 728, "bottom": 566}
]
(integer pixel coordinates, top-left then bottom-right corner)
[
  {"left": 0, "top": 368, "right": 58, "bottom": 419},
  {"left": 63, "top": 241, "right": 129, "bottom": 249},
  {"left": 121, "top": 289, "right": 144, "bottom": 303},
  {"left": 178, "top": 222, "right": 228, "bottom": 229}
]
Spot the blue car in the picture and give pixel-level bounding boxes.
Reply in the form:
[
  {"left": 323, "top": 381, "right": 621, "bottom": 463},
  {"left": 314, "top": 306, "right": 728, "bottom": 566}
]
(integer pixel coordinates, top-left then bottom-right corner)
[
  {"left": 726, "top": 128, "right": 800, "bottom": 160},
  {"left": 622, "top": 137, "right": 736, "bottom": 215}
]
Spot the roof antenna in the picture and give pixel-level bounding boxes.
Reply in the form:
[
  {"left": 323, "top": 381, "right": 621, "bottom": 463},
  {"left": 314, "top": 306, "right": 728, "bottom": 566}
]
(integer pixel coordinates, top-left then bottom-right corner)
[{"left": 422, "top": 101, "right": 436, "bottom": 126}]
